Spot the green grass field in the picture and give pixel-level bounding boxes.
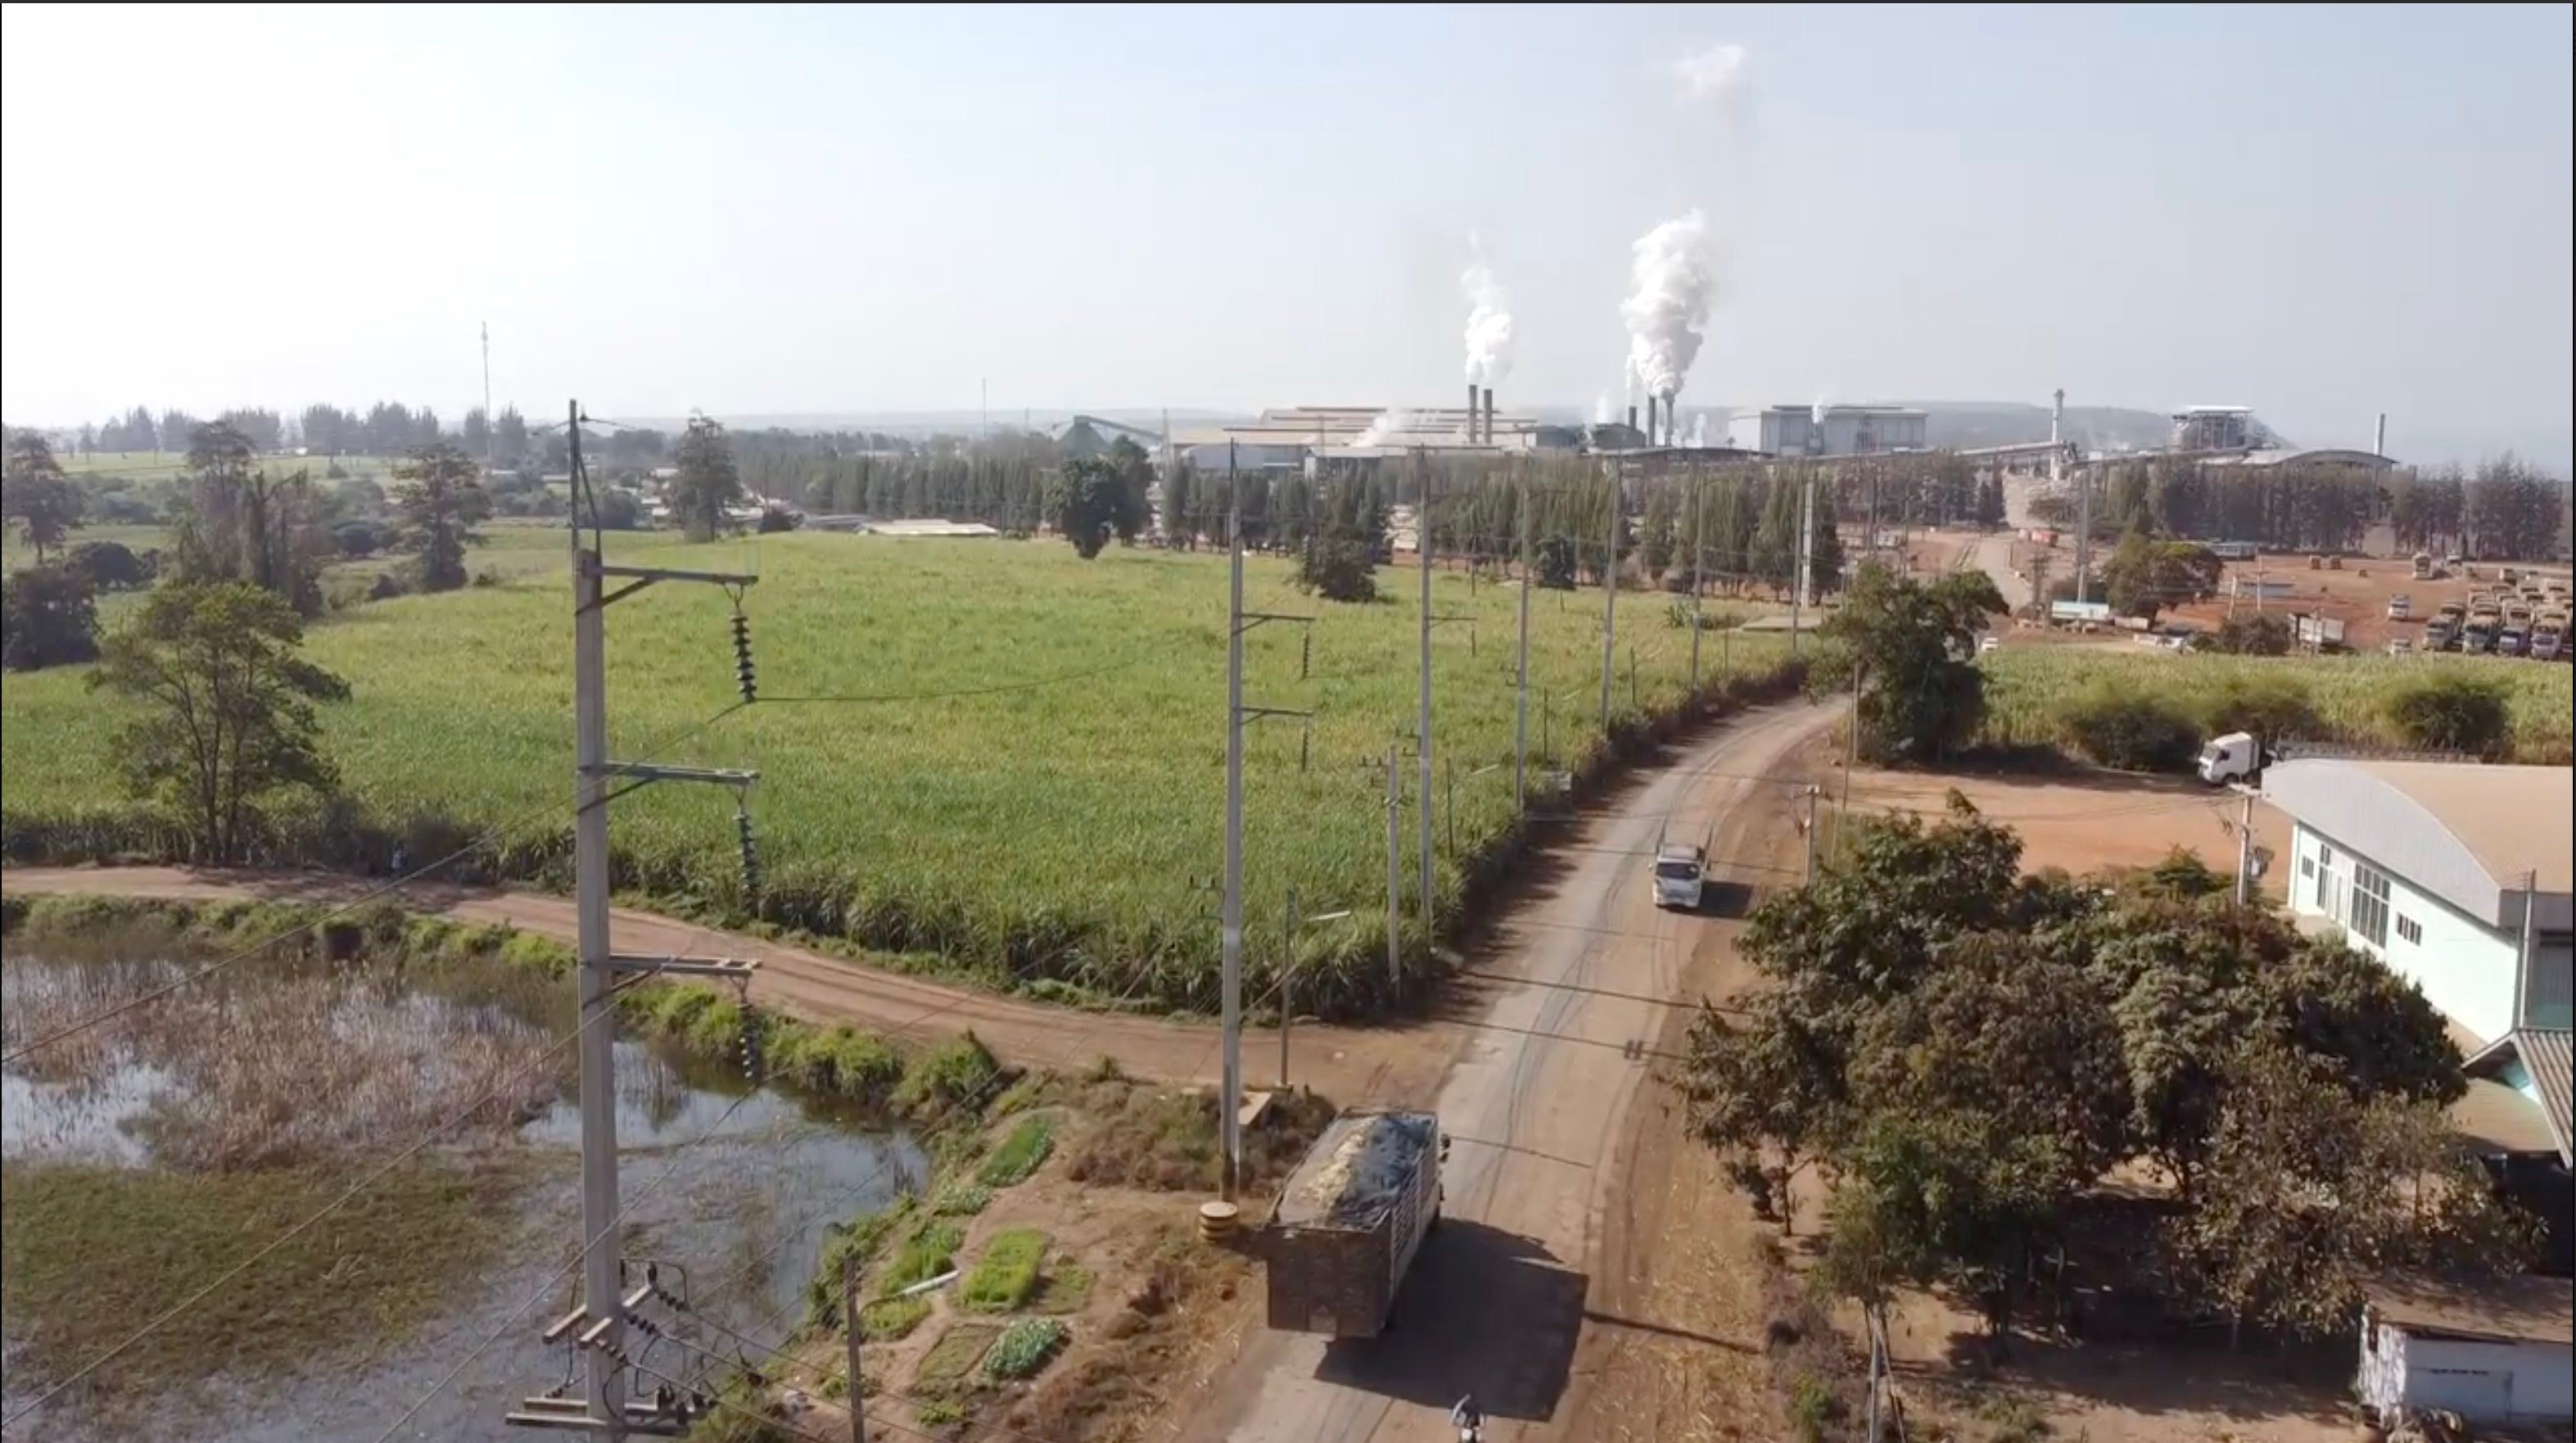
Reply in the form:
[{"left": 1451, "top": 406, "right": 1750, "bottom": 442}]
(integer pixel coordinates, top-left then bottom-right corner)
[
  {"left": 1977, "top": 645, "right": 2574, "bottom": 762},
  {"left": 1, "top": 535, "right": 1793, "bottom": 1015}
]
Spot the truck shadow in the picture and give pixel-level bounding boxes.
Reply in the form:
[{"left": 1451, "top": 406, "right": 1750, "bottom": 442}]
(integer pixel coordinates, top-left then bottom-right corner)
[{"left": 1311, "top": 1218, "right": 1585, "bottom": 1422}]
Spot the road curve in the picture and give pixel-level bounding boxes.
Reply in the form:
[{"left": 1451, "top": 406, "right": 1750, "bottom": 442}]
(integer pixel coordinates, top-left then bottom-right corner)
[
  {"left": 0, "top": 864, "right": 1449, "bottom": 1101},
  {"left": 1173, "top": 696, "right": 1842, "bottom": 1443}
]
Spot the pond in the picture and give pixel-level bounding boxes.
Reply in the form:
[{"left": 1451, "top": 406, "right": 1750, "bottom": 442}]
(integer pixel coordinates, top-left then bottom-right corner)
[{"left": 1, "top": 943, "right": 928, "bottom": 1441}]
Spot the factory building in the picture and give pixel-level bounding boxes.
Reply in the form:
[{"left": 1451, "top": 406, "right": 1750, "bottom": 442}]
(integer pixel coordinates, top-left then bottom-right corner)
[{"left": 1728, "top": 405, "right": 1928, "bottom": 457}]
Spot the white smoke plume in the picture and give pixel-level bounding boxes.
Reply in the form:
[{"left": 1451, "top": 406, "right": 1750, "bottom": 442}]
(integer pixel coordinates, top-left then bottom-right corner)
[
  {"left": 1593, "top": 392, "right": 1614, "bottom": 425},
  {"left": 1811, "top": 394, "right": 1828, "bottom": 426},
  {"left": 1352, "top": 409, "right": 1421, "bottom": 449},
  {"left": 1460, "top": 254, "right": 1515, "bottom": 387},
  {"left": 1673, "top": 43, "right": 1747, "bottom": 107},
  {"left": 1688, "top": 412, "right": 1709, "bottom": 447},
  {"left": 1620, "top": 210, "right": 1717, "bottom": 403}
]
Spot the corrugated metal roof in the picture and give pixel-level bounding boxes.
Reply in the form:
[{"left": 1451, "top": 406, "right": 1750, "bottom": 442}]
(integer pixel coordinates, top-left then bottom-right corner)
[
  {"left": 2369, "top": 1270, "right": 2574, "bottom": 1345},
  {"left": 2263, "top": 761, "right": 2572, "bottom": 926},
  {"left": 2472, "top": 1028, "right": 2574, "bottom": 1166}
]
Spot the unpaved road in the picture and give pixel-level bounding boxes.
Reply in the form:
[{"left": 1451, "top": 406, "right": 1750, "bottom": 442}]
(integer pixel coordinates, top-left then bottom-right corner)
[
  {"left": 0, "top": 866, "right": 1446, "bottom": 1104},
  {"left": 1173, "top": 697, "right": 1839, "bottom": 1443}
]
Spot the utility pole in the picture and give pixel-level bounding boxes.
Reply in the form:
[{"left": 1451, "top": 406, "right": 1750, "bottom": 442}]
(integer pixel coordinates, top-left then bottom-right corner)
[
  {"left": 2235, "top": 789, "right": 2254, "bottom": 906},
  {"left": 1791, "top": 467, "right": 1813, "bottom": 658},
  {"left": 1281, "top": 886, "right": 1297, "bottom": 1090},
  {"left": 1688, "top": 460, "right": 1705, "bottom": 700},
  {"left": 481, "top": 322, "right": 494, "bottom": 473},
  {"left": 538, "top": 400, "right": 760, "bottom": 1441},
  {"left": 1385, "top": 744, "right": 1403, "bottom": 983},
  {"left": 1600, "top": 459, "right": 1621, "bottom": 728},
  {"left": 1514, "top": 469, "right": 1532, "bottom": 811},
  {"left": 2074, "top": 464, "right": 2094, "bottom": 607},
  {"left": 1416, "top": 452, "right": 1435, "bottom": 927},
  {"left": 1220, "top": 441, "right": 1310, "bottom": 1202},
  {"left": 1804, "top": 785, "right": 1820, "bottom": 884},
  {"left": 843, "top": 1256, "right": 868, "bottom": 1443}
]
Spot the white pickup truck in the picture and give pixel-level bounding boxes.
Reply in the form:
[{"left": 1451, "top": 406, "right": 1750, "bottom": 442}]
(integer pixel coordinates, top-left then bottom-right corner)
[{"left": 1652, "top": 822, "right": 1713, "bottom": 910}]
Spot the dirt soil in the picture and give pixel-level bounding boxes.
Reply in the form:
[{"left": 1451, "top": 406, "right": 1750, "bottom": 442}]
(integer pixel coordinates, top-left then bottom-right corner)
[
  {"left": 0, "top": 866, "right": 1450, "bottom": 1102},
  {"left": 1837, "top": 767, "right": 2294, "bottom": 899}
]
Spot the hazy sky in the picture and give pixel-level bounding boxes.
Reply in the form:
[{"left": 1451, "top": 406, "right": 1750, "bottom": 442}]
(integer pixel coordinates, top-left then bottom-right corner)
[{"left": 5, "top": 3, "right": 2569, "bottom": 465}]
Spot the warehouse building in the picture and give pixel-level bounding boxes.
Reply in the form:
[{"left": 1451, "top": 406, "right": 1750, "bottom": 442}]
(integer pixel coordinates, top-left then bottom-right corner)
[{"left": 1727, "top": 405, "right": 1927, "bottom": 457}]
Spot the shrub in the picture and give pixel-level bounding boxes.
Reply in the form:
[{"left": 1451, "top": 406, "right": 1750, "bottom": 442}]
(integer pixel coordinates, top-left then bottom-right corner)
[
  {"left": 2385, "top": 674, "right": 2510, "bottom": 758},
  {"left": 933, "top": 1183, "right": 993, "bottom": 1216},
  {"left": 880, "top": 1219, "right": 965, "bottom": 1297},
  {"left": 981, "top": 1317, "right": 1068, "bottom": 1381},
  {"left": 1789, "top": 1368, "right": 1844, "bottom": 1443},
  {"left": 976, "top": 1115, "right": 1055, "bottom": 1187},
  {"left": 897, "top": 1033, "right": 1004, "bottom": 1117},
  {"left": 960, "top": 1228, "right": 1048, "bottom": 1313},
  {"left": 2057, "top": 682, "right": 2200, "bottom": 771},
  {"left": 2196, "top": 673, "right": 2320, "bottom": 745},
  {"left": 1295, "top": 532, "right": 1377, "bottom": 603},
  {"left": 859, "top": 1294, "right": 931, "bottom": 1341},
  {"left": 806, "top": 1199, "right": 913, "bottom": 1327},
  {"left": 2210, "top": 612, "right": 2293, "bottom": 656}
]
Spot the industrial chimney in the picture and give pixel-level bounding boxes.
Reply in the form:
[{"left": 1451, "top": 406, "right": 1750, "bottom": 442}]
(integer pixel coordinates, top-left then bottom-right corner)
[
  {"left": 1627, "top": 404, "right": 1638, "bottom": 436},
  {"left": 2375, "top": 412, "right": 2387, "bottom": 458},
  {"left": 1481, "top": 387, "right": 1494, "bottom": 448},
  {"left": 1662, "top": 392, "right": 1678, "bottom": 447},
  {"left": 1467, "top": 382, "right": 1481, "bottom": 444},
  {"left": 1647, "top": 396, "right": 1660, "bottom": 448}
]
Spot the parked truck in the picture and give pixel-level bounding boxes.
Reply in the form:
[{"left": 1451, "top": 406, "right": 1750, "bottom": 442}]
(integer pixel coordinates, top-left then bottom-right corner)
[
  {"left": 2197, "top": 731, "right": 2269, "bottom": 785},
  {"left": 1258, "top": 1108, "right": 1446, "bottom": 1338}
]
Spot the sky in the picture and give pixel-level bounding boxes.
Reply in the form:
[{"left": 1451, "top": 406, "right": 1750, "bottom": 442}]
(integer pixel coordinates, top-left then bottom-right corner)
[{"left": 3, "top": 3, "right": 2570, "bottom": 468}]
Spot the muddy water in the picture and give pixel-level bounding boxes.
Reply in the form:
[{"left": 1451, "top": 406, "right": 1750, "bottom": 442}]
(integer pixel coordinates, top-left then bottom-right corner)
[{"left": 1, "top": 952, "right": 929, "bottom": 1442}]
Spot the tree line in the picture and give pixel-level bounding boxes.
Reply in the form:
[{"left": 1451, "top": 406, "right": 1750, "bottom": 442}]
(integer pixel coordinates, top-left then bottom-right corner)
[{"left": 2041, "top": 454, "right": 2570, "bottom": 560}]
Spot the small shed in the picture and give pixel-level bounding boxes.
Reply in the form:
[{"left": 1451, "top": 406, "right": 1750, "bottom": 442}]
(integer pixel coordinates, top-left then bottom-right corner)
[{"left": 2358, "top": 1273, "right": 2574, "bottom": 1423}]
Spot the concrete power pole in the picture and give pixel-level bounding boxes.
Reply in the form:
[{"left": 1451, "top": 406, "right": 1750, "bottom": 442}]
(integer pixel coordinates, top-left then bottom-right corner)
[
  {"left": 1599, "top": 459, "right": 1621, "bottom": 728},
  {"left": 481, "top": 323, "right": 494, "bottom": 473},
  {"left": 1385, "top": 745, "right": 1403, "bottom": 982},
  {"left": 1514, "top": 470, "right": 1532, "bottom": 811},
  {"left": 1688, "top": 460, "right": 1705, "bottom": 698},
  {"left": 1791, "top": 468, "right": 1814, "bottom": 657},
  {"left": 2074, "top": 465, "right": 2094, "bottom": 608},
  {"left": 553, "top": 400, "right": 760, "bottom": 1441},
  {"left": 2235, "top": 790, "right": 2254, "bottom": 907},
  {"left": 1416, "top": 455, "right": 1435, "bottom": 929},
  {"left": 1220, "top": 441, "right": 1310, "bottom": 1201}
]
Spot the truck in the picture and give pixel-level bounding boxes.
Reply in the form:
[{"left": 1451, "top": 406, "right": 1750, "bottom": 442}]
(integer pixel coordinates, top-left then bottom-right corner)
[
  {"left": 2411, "top": 552, "right": 2434, "bottom": 580},
  {"left": 2386, "top": 594, "right": 2411, "bottom": 621},
  {"left": 2197, "top": 731, "right": 2268, "bottom": 785},
  {"left": 1258, "top": 1108, "right": 1446, "bottom": 1338},
  {"left": 1652, "top": 821, "right": 1712, "bottom": 911}
]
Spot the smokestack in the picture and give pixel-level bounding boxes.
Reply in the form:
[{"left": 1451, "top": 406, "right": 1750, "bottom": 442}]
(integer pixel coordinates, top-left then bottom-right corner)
[
  {"left": 1646, "top": 396, "right": 1659, "bottom": 447},
  {"left": 2051, "top": 388, "right": 2064, "bottom": 446},
  {"left": 1628, "top": 404, "right": 1638, "bottom": 436},
  {"left": 1482, "top": 388, "right": 1494, "bottom": 448},
  {"left": 1663, "top": 392, "right": 1677, "bottom": 447},
  {"left": 2375, "top": 412, "right": 2387, "bottom": 458},
  {"left": 1468, "top": 382, "right": 1480, "bottom": 444}
]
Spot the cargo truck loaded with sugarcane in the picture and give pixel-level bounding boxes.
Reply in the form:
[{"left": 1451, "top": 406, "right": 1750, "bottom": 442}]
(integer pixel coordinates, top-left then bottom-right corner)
[{"left": 1256, "top": 1108, "right": 1447, "bottom": 1338}]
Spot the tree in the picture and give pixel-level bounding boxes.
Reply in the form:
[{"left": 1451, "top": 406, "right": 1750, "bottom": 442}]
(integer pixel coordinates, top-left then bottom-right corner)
[
  {"left": 388, "top": 442, "right": 490, "bottom": 591},
  {"left": 1159, "top": 460, "right": 1197, "bottom": 548},
  {"left": 2, "top": 564, "right": 100, "bottom": 671},
  {"left": 1819, "top": 566, "right": 2006, "bottom": 764},
  {"left": 1102, "top": 438, "right": 1153, "bottom": 545},
  {"left": 66, "top": 539, "right": 150, "bottom": 591},
  {"left": 756, "top": 503, "right": 802, "bottom": 533},
  {"left": 461, "top": 407, "right": 491, "bottom": 460},
  {"left": 1638, "top": 486, "right": 1678, "bottom": 585},
  {"left": 169, "top": 423, "right": 326, "bottom": 614},
  {"left": 495, "top": 405, "right": 530, "bottom": 464},
  {"left": 1050, "top": 458, "right": 1127, "bottom": 559},
  {"left": 2210, "top": 611, "right": 2292, "bottom": 656},
  {"left": 671, "top": 416, "right": 743, "bottom": 542},
  {"left": 1974, "top": 472, "right": 2007, "bottom": 528},
  {"left": 4, "top": 431, "right": 86, "bottom": 561},
  {"left": 2102, "top": 532, "right": 2221, "bottom": 622},
  {"left": 2162, "top": 1043, "right": 2535, "bottom": 1344},
  {"left": 2384, "top": 674, "right": 2510, "bottom": 758},
  {"left": 87, "top": 583, "right": 350, "bottom": 862}
]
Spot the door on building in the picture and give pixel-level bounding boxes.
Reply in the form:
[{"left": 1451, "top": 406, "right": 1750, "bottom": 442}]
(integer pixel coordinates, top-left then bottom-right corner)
[{"left": 2412, "top": 1367, "right": 2512, "bottom": 1420}]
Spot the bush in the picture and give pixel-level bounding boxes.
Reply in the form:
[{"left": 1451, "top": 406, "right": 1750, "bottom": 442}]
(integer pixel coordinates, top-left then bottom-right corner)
[
  {"left": 2, "top": 565, "right": 99, "bottom": 672},
  {"left": 2385, "top": 674, "right": 2510, "bottom": 758},
  {"left": 880, "top": 1219, "right": 964, "bottom": 1297},
  {"left": 757, "top": 504, "right": 802, "bottom": 533},
  {"left": 1788, "top": 1368, "right": 1844, "bottom": 1443},
  {"left": 2197, "top": 673, "right": 2320, "bottom": 745},
  {"left": 976, "top": 1115, "right": 1055, "bottom": 1187},
  {"left": 981, "top": 1317, "right": 1068, "bottom": 1381},
  {"left": 896, "top": 1033, "right": 1004, "bottom": 1117},
  {"left": 933, "top": 1183, "right": 992, "bottom": 1216},
  {"left": 68, "top": 540, "right": 151, "bottom": 590},
  {"left": 1295, "top": 532, "right": 1377, "bottom": 603},
  {"left": 2058, "top": 682, "right": 2201, "bottom": 771},
  {"left": 960, "top": 1228, "right": 1048, "bottom": 1313},
  {"left": 331, "top": 521, "right": 383, "bottom": 559},
  {"left": 2211, "top": 612, "right": 2293, "bottom": 656}
]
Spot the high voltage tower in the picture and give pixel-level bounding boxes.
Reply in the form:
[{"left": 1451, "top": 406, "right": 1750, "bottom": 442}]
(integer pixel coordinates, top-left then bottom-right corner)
[{"left": 510, "top": 400, "right": 764, "bottom": 1439}]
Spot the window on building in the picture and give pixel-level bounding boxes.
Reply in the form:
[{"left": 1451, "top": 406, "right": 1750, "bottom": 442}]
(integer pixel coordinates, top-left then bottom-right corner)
[
  {"left": 2396, "top": 915, "right": 2422, "bottom": 946},
  {"left": 2301, "top": 854, "right": 2316, "bottom": 879},
  {"left": 2314, "top": 844, "right": 2336, "bottom": 911},
  {"left": 2350, "top": 863, "right": 2392, "bottom": 948}
]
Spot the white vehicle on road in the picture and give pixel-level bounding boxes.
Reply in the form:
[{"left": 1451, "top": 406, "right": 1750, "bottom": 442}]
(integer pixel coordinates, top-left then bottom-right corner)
[
  {"left": 1652, "top": 825, "right": 1711, "bottom": 911},
  {"left": 2197, "top": 731, "right": 2267, "bottom": 785}
]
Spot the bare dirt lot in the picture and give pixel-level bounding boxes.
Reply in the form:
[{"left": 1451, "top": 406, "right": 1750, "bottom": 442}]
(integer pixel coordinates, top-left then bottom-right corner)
[{"left": 1837, "top": 766, "right": 2293, "bottom": 899}]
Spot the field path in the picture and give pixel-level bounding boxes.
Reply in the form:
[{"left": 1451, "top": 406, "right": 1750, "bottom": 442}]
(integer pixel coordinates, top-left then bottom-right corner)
[
  {"left": 0, "top": 865, "right": 1448, "bottom": 1101},
  {"left": 1171, "top": 695, "right": 1842, "bottom": 1443}
]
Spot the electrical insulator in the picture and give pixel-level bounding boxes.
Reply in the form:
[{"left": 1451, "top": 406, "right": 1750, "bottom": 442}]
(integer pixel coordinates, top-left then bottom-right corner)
[
  {"left": 734, "top": 807, "right": 763, "bottom": 906},
  {"left": 730, "top": 611, "right": 757, "bottom": 703},
  {"left": 739, "top": 1001, "right": 765, "bottom": 1081}
]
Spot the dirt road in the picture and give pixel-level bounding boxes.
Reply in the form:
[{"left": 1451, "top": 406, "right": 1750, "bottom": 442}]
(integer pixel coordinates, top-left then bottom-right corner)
[
  {"left": 0, "top": 866, "right": 1448, "bottom": 1104},
  {"left": 1173, "top": 698, "right": 1841, "bottom": 1443}
]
